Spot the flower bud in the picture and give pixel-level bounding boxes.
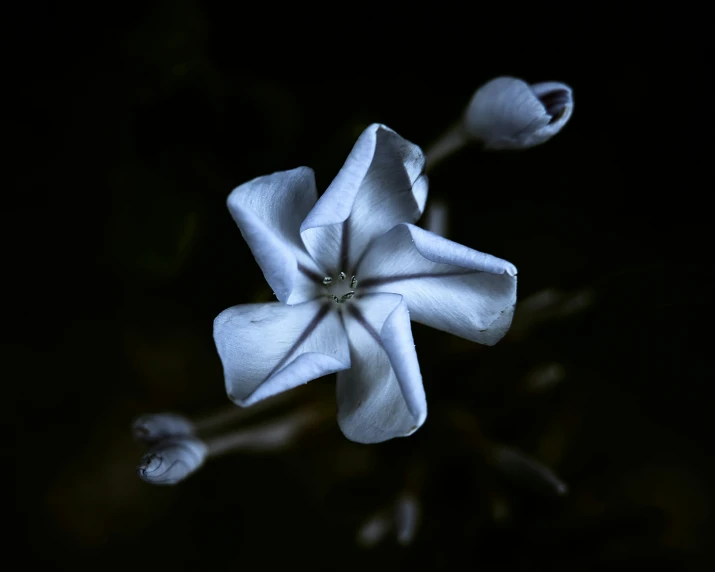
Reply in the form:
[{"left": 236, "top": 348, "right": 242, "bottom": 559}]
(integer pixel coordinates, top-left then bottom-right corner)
[
  {"left": 137, "top": 437, "right": 208, "bottom": 485},
  {"left": 464, "top": 76, "right": 573, "bottom": 150},
  {"left": 132, "top": 413, "right": 195, "bottom": 444}
]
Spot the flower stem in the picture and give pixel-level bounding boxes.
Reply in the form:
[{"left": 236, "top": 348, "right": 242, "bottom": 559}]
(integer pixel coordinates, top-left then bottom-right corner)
[
  {"left": 422, "top": 198, "right": 449, "bottom": 237},
  {"left": 192, "top": 391, "right": 294, "bottom": 434},
  {"left": 424, "top": 121, "right": 469, "bottom": 173},
  {"left": 204, "top": 407, "right": 326, "bottom": 457}
]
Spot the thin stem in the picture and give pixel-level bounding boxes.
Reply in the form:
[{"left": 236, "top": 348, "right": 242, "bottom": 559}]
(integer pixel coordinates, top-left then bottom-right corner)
[
  {"left": 421, "top": 198, "right": 449, "bottom": 237},
  {"left": 204, "top": 407, "right": 326, "bottom": 457},
  {"left": 192, "top": 391, "right": 294, "bottom": 434},
  {"left": 444, "top": 406, "right": 567, "bottom": 496},
  {"left": 424, "top": 121, "right": 470, "bottom": 173}
]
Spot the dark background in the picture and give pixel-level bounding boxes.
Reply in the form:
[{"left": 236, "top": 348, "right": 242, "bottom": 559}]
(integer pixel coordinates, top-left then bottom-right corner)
[{"left": 10, "top": 3, "right": 712, "bottom": 570}]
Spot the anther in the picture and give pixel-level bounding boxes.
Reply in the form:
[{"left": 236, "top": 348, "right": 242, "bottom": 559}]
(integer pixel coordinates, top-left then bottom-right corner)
[
  {"left": 322, "top": 277, "right": 333, "bottom": 285},
  {"left": 341, "top": 291, "right": 355, "bottom": 301},
  {"left": 339, "top": 272, "right": 346, "bottom": 281},
  {"left": 350, "top": 276, "right": 358, "bottom": 288},
  {"left": 331, "top": 295, "right": 341, "bottom": 303}
]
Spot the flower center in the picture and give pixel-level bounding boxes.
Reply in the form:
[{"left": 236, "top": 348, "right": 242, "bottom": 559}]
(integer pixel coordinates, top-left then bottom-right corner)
[{"left": 322, "top": 271, "right": 358, "bottom": 304}]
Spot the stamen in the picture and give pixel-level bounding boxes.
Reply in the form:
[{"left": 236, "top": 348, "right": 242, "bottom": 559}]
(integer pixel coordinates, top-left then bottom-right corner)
[{"left": 325, "top": 272, "right": 358, "bottom": 304}]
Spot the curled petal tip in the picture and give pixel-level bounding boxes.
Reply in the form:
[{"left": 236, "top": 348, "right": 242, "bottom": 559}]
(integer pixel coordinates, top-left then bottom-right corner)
[
  {"left": 137, "top": 437, "right": 208, "bottom": 485},
  {"left": 464, "top": 76, "right": 573, "bottom": 150},
  {"left": 137, "top": 452, "right": 162, "bottom": 474},
  {"left": 538, "top": 88, "right": 571, "bottom": 123}
]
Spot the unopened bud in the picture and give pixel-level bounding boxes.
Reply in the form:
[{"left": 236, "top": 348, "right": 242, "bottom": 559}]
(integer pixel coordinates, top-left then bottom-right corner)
[
  {"left": 137, "top": 437, "right": 208, "bottom": 485},
  {"left": 464, "top": 76, "right": 573, "bottom": 150},
  {"left": 132, "top": 413, "right": 195, "bottom": 444}
]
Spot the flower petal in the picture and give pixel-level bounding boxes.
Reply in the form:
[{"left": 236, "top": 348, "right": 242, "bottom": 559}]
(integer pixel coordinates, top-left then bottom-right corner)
[
  {"left": 300, "top": 124, "right": 427, "bottom": 274},
  {"left": 227, "top": 167, "right": 323, "bottom": 304},
  {"left": 336, "top": 293, "right": 426, "bottom": 444},
  {"left": 214, "top": 301, "right": 350, "bottom": 407},
  {"left": 357, "top": 224, "right": 517, "bottom": 345},
  {"left": 464, "top": 76, "right": 573, "bottom": 150}
]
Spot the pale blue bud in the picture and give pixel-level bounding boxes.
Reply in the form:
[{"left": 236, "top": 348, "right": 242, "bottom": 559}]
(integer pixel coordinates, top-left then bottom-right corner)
[
  {"left": 132, "top": 413, "right": 195, "bottom": 444},
  {"left": 137, "top": 437, "right": 208, "bottom": 485},
  {"left": 464, "top": 77, "right": 573, "bottom": 150}
]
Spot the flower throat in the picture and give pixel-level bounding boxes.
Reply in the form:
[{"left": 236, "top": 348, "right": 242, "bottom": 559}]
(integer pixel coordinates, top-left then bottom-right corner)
[{"left": 322, "top": 272, "right": 358, "bottom": 304}]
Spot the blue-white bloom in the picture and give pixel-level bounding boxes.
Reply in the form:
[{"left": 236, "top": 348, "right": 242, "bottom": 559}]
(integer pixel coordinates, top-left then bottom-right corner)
[
  {"left": 464, "top": 77, "right": 574, "bottom": 150},
  {"left": 214, "top": 124, "right": 517, "bottom": 444}
]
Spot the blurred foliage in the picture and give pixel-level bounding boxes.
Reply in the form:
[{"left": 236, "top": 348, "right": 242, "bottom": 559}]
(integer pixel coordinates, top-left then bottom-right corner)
[{"left": 9, "top": 2, "right": 712, "bottom": 571}]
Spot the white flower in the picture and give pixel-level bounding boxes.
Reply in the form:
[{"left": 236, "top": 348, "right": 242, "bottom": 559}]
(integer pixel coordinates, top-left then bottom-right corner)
[
  {"left": 214, "top": 124, "right": 517, "bottom": 444},
  {"left": 464, "top": 76, "right": 574, "bottom": 150}
]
